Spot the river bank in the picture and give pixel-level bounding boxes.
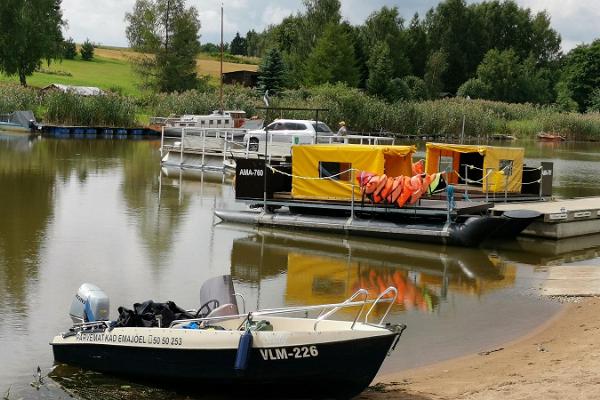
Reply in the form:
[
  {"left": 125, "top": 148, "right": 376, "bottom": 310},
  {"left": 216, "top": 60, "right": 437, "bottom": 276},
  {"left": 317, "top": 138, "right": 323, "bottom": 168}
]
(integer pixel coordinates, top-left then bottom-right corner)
[{"left": 362, "top": 297, "right": 600, "bottom": 400}]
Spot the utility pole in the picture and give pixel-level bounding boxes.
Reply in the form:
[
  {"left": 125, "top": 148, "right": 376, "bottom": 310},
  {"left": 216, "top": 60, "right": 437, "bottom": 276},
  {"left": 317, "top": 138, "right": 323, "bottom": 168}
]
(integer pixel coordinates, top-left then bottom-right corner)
[{"left": 219, "top": 3, "right": 224, "bottom": 113}]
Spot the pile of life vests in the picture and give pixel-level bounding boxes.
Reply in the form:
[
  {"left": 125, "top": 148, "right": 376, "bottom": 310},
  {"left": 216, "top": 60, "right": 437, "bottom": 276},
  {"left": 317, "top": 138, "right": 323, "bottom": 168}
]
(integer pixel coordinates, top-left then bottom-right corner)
[{"left": 357, "top": 161, "right": 444, "bottom": 208}]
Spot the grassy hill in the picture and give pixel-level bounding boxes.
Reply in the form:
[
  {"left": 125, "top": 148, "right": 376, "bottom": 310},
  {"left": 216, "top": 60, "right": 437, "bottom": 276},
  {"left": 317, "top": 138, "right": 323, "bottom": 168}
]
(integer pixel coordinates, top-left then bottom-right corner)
[{"left": 0, "top": 47, "right": 259, "bottom": 97}]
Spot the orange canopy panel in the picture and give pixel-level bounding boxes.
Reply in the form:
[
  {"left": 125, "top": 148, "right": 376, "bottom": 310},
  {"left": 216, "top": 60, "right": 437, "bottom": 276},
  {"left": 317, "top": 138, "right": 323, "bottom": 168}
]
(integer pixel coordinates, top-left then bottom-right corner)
[
  {"left": 292, "top": 144, "right": 416, "bottom": 201},
  {"left": 424, "top": 143, "right": 524, "bottom": 192}
]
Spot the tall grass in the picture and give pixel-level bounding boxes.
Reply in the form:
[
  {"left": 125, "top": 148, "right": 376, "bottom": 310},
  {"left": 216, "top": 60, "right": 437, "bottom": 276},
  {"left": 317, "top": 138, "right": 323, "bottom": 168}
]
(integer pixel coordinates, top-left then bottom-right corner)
[
  {"left": 44, "top": 91, "right": 137, "bottom": 127},
  {"left": 0, "top": 84, "right": 39, "bottom": 114}
]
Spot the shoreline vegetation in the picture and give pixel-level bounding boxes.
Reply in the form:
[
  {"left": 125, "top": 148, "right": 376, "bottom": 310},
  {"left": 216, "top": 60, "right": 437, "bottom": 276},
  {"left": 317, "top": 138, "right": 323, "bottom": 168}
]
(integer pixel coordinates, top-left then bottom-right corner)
[{"left": 1, "top": 82, "right": 599, "bottom": 140}]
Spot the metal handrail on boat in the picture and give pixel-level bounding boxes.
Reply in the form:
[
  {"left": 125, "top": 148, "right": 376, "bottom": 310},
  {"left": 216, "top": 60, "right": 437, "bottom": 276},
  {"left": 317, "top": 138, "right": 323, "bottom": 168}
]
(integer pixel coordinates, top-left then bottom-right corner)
[
  {"left": 365, "top": 287, "right": 398, "bottom": 326},
  {"left": 313, "top": 289, "right": 368, "bottom": 331},
  {"left": 168, "top": 295, "right": 395, "bottom": 329}
]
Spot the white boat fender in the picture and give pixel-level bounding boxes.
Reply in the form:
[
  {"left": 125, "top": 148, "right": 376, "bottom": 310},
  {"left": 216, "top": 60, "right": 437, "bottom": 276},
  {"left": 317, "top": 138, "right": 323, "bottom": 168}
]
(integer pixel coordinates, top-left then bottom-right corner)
[{"left": 234, "top": 315, "right": 254, "bottom": 371}]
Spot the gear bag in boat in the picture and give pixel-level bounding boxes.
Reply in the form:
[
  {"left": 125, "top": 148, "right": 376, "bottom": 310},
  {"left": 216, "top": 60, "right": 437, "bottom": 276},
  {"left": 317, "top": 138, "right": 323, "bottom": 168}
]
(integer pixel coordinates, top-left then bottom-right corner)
[{"left": 113, "top": 300, "right": 195, "bottom": 328}]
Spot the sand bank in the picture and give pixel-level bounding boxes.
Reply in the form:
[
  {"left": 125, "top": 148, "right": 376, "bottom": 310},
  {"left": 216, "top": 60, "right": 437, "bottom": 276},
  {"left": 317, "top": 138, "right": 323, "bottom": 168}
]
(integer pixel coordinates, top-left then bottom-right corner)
[{"left": 362, "top": 297, "right": 600, "bottom": 400}]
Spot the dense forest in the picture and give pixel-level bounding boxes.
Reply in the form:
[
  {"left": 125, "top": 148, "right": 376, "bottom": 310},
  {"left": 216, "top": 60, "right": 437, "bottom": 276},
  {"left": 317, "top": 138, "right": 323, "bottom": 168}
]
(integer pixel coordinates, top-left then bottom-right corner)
[{"left": 214, "top": 0, "right": 598, "bottom": 113}]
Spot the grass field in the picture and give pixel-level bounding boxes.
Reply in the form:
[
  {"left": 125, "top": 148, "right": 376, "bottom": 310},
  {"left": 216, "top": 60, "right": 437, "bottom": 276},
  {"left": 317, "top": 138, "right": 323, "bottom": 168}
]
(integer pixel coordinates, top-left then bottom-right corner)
[{"left": 0, "top": 47, "right": 258, "bottom": 97}]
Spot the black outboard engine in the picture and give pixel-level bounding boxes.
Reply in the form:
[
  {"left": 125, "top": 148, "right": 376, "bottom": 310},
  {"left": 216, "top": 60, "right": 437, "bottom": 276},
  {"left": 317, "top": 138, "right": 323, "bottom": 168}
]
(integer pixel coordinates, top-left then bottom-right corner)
[{"left": 69, "top": 283, "right": 110, "bottom": 323}]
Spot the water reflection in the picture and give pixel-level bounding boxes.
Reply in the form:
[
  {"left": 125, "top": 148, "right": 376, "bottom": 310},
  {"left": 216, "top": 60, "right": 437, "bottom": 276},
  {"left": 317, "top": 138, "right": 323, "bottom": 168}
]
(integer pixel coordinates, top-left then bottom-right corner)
[
  {"left": 229, "top": 230, "right": 516, "bottom": 314},
  {"left": 0, "top": 134, "right": 54, "bottom": 315}
]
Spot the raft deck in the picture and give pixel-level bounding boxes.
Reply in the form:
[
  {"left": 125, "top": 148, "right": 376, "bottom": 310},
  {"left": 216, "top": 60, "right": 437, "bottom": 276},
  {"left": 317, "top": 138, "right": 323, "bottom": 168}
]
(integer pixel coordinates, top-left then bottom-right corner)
[{"left": 248, "top": 197, "right": 492, "bottom": 218}]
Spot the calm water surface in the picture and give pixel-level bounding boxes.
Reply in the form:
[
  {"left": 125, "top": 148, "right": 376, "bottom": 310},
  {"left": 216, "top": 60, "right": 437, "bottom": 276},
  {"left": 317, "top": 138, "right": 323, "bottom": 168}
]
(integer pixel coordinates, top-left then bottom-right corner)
[{"left": 1, "top": 132, "right": 600, "bottom": 399}]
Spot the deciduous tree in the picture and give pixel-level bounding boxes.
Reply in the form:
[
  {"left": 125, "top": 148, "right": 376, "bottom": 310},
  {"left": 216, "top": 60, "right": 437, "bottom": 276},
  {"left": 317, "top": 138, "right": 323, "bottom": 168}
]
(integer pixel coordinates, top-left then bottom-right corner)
[
  {"left": 0, "top": 0, "right": 64, "bottom": 86},
  {"left": 125, "top": 0, "right": 201, "bottom": 93},
  {"left": 366, "top": 42, "right": 393, "bottom": 98},
  {"left": 305, "top": 23, "right": 359, "bottom": 87}
]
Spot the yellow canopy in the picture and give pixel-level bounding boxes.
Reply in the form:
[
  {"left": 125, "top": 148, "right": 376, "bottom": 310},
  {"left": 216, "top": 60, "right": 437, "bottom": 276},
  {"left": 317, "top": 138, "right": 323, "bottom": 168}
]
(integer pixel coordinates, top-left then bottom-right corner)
[
  {"left": 292, "top": 144, "right": 415, "bottom": 201},
  {"left": 424, "top": 142, "right": 524, "bottom": 192}
]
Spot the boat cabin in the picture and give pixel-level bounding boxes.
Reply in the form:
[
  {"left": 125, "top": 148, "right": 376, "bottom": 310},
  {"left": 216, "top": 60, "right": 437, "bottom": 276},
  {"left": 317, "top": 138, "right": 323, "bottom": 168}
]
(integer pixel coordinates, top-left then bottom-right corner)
[
  {"left": 292, "top": 144, "right": 415, "bottom": 201},
  {"left": 424, "top": 143, "right": 525, "bottom": 193},
  {"left": 234, "top": 144, "right": 415, "bottom": 202},
  {"left": 170, "top": 110, "right": 247, "bottom": 129}
]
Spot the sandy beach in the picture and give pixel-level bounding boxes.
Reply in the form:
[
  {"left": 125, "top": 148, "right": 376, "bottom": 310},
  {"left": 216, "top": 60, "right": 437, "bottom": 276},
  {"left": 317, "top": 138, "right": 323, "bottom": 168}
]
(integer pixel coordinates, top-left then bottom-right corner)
[{"left": 361, "top": 297, "right": 600, "bottom": 400}]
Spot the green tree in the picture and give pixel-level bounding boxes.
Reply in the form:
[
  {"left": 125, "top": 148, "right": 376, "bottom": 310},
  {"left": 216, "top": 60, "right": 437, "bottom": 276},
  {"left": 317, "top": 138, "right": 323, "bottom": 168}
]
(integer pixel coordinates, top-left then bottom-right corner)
[
  {"left": 554, "top": 81, "right": 579, "bottom": 112},
  {"left": 80, "top": 39, "right": 94, "bottom": 61},
  {"left": 559, "top": 40, "right": 600, "bottom": 111},
  {"left": 0, "top": 0, "right": 64, "bottom": 86},
  {"left": 258, "top": 48, "right": 286, "bottom": 95},
  {"left": 245, "top": 30, "right": 260, "bottom": 57},
  {"left": 425, "top": 0, "right": 478, "bottom": 93},
  {"left": 406, "top": 13, "right": 428, "bottom": 78},
  {"left": 457, "top": 78, "right": 490, "bottom": 99},
  {"left": 402, "top": 75, "right": 428, "bottom": 101},
  {"left": 474, "top": 49, "right": 551, "bottom": 103},
  {"left": 230, "top": 32, "right": 247, "bottom": 56},
  {"left": 366, "top": 42, "right": 393, "bottom": 98},
  {"left": 587, "top": 88, "right": 600, "bottom": 113},
  {"left": 305, "top": 23, "right": 359, "bottom": 87},
  {"left": 63, "top": 38, "right": 77, "bottom": 60},
  {"left": 125, "top": 0, "right": 201, "bottom": 93},
  {"left": 387, "top": 78, "right": 410, "bottom": 102},
  {"left": 424, "top": 50, "right": 448, "bottom": 98},
  {"left": 361, "top": 6, "right": 411, "bottom": 78}
]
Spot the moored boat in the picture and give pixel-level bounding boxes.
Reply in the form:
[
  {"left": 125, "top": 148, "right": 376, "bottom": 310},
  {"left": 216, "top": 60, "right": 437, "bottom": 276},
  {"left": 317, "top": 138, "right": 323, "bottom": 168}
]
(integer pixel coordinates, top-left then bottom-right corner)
[
  {"left": 215, "top": 144, "right": 542, "bottom": 246},
  {"left": 536, "top": 131, "right": 566, "bottom": 141},
  {"left": 51, "top": 280, "right": 405, "bottom": 398}
]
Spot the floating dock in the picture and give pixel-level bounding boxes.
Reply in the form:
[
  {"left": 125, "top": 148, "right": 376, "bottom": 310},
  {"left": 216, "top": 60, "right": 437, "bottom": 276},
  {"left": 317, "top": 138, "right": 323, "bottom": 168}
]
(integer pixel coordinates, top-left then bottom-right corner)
[
  {"left": 36, "top": 125, "right": 159, "bottom": 138},
  {"left": 491, "top": 197, "right": 600, "bottom": 239}
]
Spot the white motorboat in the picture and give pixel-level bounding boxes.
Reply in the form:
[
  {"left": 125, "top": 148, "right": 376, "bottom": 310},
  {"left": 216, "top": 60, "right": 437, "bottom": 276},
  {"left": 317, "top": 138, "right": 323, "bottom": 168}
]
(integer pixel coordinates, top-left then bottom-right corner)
[{"left": 50, "top": 278, "right": 405, "bottom": 398}]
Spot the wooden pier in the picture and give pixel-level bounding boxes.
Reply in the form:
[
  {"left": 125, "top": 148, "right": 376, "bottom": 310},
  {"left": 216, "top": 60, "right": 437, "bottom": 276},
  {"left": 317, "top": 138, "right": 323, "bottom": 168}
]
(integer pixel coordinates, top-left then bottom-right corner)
[{"left": 491, "top": 197, "right": 600, "bottom": 239}]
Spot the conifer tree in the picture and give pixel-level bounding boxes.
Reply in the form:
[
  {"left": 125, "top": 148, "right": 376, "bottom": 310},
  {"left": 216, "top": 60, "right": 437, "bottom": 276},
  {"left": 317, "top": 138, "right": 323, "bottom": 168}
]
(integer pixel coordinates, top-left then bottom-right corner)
[{"left": 257, "top": 48, "right": 286, "bottom": 95}]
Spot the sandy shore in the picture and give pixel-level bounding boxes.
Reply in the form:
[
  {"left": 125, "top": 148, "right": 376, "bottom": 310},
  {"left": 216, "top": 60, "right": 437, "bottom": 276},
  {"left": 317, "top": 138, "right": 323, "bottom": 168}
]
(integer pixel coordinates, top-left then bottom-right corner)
[{"left": 360, "top": 297, "right": 600, "bottom": 400}]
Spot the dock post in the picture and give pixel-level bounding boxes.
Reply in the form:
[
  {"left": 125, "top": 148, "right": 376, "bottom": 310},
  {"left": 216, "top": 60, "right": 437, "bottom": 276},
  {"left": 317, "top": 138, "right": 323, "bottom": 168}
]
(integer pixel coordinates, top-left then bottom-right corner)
[
  {"left": 485, "top": 169, "right": 490, "bottom": 202},
  {"left": 350, "top": 169, "right": 355, "bottom": 221},
  {"left": 263, "top": 125, "right": 269, "bottom": 213},
  {"left": 538, "top": 166, "right": 543, "bottom": 199},
  {"left": 180, "top": 128, "right": 185, "bottom": 166},
  {"left": 464, "top": 165, "right": 469, "bottom": 200},
  {"left": 201, "top": 129, "right": 206, "bottom": 168},
  {"left": 504, "top": 173, "right": 508, "bottom": 203},
  {"left": 160, "top": 126, "right": 164, "bottom": 158}
]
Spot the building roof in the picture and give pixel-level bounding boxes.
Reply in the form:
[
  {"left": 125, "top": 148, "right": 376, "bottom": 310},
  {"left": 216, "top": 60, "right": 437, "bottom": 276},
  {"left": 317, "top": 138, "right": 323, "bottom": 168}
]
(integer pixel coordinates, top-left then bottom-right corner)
[{"left": 42, "top": 84, "right": 104, "bottom": 96}]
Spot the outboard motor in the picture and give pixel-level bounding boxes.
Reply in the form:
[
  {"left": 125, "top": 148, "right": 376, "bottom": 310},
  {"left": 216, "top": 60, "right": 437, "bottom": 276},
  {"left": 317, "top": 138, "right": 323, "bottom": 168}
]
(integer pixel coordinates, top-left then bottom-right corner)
[{"left": 69, "top": 283, "right": 110, "bottom": 323}]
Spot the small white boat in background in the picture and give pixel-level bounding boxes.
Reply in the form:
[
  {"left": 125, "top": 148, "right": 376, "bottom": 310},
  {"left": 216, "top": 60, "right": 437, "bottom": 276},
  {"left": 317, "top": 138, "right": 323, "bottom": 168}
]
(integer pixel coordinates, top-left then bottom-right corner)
[
  {"left": 50, "top": 277, "right": 405, "bottom": 398},
  {"left": 0, "top": 110, "right": 36, "bottom": 133}
]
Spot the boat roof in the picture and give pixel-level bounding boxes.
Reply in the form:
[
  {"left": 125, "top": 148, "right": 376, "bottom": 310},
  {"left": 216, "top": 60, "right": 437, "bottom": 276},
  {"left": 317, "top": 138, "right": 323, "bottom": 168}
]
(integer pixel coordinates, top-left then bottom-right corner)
[{"left": 425, "top": 142, "right": 524, "bottom": 154}]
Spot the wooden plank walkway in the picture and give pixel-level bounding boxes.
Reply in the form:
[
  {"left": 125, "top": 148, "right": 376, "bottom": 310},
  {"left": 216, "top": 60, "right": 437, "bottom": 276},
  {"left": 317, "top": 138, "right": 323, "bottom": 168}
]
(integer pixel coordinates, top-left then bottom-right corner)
[{"left": 542, "top": 266, "right": 600, "bottom": 296}]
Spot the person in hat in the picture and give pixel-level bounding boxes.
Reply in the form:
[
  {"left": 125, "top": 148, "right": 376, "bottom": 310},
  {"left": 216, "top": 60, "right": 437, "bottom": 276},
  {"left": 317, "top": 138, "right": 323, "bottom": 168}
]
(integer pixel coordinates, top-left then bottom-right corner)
[{"left": 337, "top": 121, "right": 347, "bottom": 136}]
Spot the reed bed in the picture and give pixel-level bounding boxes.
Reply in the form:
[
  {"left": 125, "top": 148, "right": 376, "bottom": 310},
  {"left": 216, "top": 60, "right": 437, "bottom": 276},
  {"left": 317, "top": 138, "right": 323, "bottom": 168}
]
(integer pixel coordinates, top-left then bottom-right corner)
[
  {"left": 1, "top": 82, "right": 599, "bottom": 139},
  {"left": 44, "top": 91, "right": 137, "bottom": 127},
  {"left": 0, "top": 84, "right": 39, "bottom": 114}
]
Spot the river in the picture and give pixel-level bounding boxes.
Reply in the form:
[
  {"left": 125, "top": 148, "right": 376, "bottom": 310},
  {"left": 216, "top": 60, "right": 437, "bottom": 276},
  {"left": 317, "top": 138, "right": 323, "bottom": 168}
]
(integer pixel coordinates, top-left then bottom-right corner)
[{"left": 1, "top": 132, "right": 600, "bottom": 399}]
